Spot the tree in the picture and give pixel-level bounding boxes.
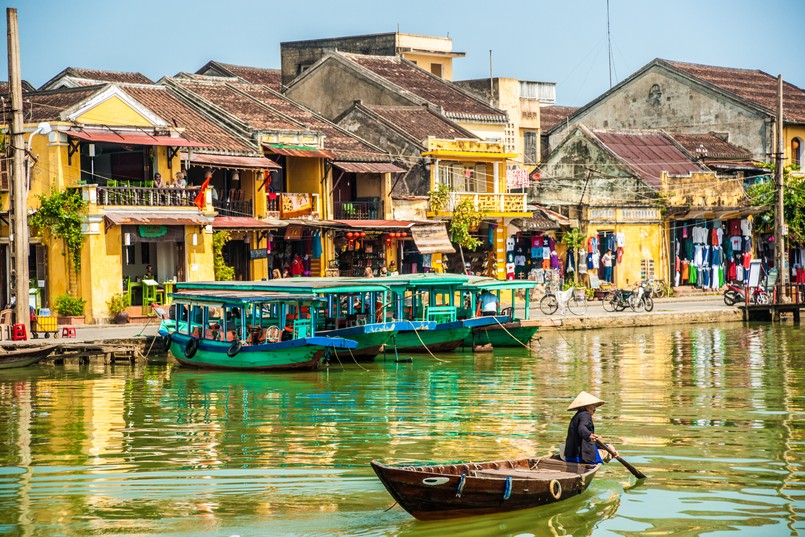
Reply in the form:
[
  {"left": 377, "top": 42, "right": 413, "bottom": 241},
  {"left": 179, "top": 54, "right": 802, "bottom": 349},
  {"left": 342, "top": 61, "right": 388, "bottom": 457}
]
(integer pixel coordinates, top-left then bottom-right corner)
[
  {"left": 30, "top": 188, "right": 87, "bottom": 272},
  {"left": 561, "top": 227, "right": 585, "bottom": 283},
  {"left": 212, "top": 231, "right": 235, "bottom": 281},
  {"left": 746, "top": 164, "right": 805, "bottom": 243},
  {"left": 449, "top": 197, "right": 483, "bottom": 275}
]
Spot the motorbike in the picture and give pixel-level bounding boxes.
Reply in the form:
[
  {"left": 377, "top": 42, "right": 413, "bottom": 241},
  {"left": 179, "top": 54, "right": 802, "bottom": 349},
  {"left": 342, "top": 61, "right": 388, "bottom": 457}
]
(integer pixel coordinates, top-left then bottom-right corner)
[{"left": 723, "top": 283, "right": 770, "bottom": 305}]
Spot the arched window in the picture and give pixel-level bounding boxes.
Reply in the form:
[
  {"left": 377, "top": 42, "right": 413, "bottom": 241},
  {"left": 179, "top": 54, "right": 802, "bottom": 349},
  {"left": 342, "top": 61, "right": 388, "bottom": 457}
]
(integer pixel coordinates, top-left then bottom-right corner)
[{"left": 792, "top": 137, "right": 803, "bottom": 168}]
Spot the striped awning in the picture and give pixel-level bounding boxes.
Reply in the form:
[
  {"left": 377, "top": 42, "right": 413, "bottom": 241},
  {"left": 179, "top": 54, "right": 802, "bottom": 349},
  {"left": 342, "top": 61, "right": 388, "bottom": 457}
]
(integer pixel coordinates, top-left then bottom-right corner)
[{"left": 410, "top": 223, "right": 455, "bottom": 254}]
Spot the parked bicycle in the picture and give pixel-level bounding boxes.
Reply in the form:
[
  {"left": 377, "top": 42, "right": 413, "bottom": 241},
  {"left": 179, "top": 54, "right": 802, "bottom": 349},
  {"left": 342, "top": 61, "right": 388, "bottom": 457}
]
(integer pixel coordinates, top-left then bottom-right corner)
[{"left": 540, "top": 286, "right": 588, "bottom": 316}]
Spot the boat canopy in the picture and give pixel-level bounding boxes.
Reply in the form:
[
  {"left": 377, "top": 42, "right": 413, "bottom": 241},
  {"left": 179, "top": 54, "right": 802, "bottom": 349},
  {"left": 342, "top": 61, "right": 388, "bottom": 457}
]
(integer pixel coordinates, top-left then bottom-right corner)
[{"left": 170, "top": 289, "right": 324, "bottom": 306}]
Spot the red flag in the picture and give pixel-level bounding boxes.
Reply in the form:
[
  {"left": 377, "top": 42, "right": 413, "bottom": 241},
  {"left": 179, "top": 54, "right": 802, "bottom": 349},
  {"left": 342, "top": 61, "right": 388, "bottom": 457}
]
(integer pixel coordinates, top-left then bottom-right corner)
[{"left": 194, "top": 177, "right": 211, "bottom": 210}]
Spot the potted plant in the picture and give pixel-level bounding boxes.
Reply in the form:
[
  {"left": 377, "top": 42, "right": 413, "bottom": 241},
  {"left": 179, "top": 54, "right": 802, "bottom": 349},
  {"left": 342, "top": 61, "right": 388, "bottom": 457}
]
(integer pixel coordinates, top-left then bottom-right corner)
[
  {"left": 106, "top": 293, "right": 129, "bottom": 324},
  {"left": 54, "top": 294, "right": 86, "bottom": 325}
]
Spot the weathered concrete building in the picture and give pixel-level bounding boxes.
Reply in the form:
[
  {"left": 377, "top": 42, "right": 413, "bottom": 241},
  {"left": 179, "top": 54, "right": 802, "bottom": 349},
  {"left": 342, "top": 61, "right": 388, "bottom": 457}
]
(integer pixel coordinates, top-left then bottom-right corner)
[
  {"left": 546, "top": 59, "right": 805, "bottom": 169},
  {"left": 280, "top": 32, "right": 465, "bottom": 86}
]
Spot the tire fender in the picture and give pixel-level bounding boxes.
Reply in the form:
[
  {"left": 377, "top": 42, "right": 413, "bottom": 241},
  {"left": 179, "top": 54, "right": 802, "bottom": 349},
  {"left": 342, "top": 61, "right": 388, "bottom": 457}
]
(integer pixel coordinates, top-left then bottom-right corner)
[
  {"left": 184, "top": 337, "right": 199, "bottom": 359},
  {"left": 227, "top": 340, "right": 242, "bottom": 357},
  {"left": 549, "top": 479, "right": 562, "bottom": 500},
  {"left": 161, "top": 334, "right": 172, "bottom": 352}
]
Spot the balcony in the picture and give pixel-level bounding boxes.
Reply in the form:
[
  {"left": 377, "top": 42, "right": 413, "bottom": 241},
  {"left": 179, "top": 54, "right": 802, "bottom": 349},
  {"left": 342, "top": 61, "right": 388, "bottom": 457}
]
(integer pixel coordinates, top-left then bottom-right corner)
[
  {"left": 213, "top": 189, "right": 253, "bottom": 217},
  {"left": 266, "top": 192, "right": 321, "bottom": 219},
  {"left": 333, "top": 199, "right": 383, "bottom": 220},
  {"left": 96, "top": 186, "right": 200, "bottom": 207},
  {"left": 442, "top": 191, "right": 528, "bottom": 215}
]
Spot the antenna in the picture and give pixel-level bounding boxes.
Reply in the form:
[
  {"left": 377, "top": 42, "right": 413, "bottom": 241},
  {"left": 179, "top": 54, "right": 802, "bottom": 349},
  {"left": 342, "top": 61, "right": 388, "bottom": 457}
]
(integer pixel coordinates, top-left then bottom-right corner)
[{"left": 606, "top": 0, "right": 613, "bottom": 88}]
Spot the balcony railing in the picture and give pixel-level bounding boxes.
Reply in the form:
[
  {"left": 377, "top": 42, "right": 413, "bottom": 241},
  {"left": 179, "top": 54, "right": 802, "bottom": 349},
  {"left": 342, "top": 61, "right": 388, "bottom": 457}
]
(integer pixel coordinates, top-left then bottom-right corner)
[
  {"left": 333, "top": 199, "right": 383, "bottom": 220},
  {"left": 213, "top": 198, "right": 253, "bottom": 217},
  {"left": 96, "top": 186, "right": 200, "bottom": 207},
  {"left": 266, "top": 192, "right": 321, "bottom": 219},
  {"left": 445, "top": 191, "right": 528, "bottom": 214}
]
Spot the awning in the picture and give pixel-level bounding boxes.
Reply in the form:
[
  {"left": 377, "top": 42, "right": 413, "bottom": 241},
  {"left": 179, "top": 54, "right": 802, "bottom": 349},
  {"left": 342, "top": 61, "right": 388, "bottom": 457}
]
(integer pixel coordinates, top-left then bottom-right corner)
[
  {"left": 410, "top": 223, "right": 456, "bottom": 254},
  {"left": 213, "top": 216, "right": 287, "bottom": 229},
  {"left": 667, "top": 206, "right": 767, "bottom": 220},
  {"left": 263, "top": 143, "right": 335, "bottom": 159},
  {"left": 104, "top": 211, "right": 210, "bottom": 227},
  {"left": 333, "top": 161, "right": 406, "bottom": 174},
  {"left": 333, "top": 220, "right": 415, "bottom": 229},
  {"left": 182, "top": 152, "right": 281, "bottom": 169},
  {"left": 67, "top": 130, "right": 206, "bottom": 147}
]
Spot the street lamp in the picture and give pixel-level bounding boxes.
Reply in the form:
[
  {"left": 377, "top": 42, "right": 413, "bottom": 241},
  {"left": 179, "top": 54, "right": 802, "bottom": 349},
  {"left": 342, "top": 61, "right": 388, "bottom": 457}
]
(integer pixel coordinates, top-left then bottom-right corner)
[{"left": 26, "top": 122, "right": 51, "bottom": 190}]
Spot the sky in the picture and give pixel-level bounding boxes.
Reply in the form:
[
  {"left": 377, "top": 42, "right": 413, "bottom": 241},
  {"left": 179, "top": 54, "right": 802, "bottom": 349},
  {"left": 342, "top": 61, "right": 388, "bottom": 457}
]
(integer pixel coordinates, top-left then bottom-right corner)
[{"left": 3, "top": 0, "right": 804, "bottom": 107}]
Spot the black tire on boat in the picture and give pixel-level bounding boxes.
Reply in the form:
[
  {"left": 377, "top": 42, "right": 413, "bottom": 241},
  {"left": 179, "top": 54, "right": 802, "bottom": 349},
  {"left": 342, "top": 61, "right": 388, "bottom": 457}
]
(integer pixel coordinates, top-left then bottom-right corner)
[
  {"left": 184, "top": 337, "right": 199, "bottom": 359},
  {"left": 161, "top": 335, "right": 172, "bottom": 352},
  {"left": 227, "top": 340, "right": 242, "bottom": 357}
]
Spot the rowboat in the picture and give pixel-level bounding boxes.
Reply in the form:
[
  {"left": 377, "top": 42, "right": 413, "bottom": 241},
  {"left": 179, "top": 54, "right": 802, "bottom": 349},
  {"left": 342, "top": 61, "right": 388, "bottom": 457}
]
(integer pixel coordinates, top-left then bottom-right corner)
[
  {"left": 0, "top": 344, "right": 60, "bottom": 369},
  {"left": 371, "top": 456, "right": 599, "bottom": 520},
  {"left": 460, "top": 277, "right": 540, "bottom": 348},
  {"left": 159, "top": 288, "right": 357, "bottom": 370}
]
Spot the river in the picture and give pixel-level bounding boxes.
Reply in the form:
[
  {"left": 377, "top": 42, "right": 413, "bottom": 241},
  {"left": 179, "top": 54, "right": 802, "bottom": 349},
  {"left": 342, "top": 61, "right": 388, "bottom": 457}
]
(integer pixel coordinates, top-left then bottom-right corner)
[{"left": 0, "top": 323, "right": 803, "bottom": 536}]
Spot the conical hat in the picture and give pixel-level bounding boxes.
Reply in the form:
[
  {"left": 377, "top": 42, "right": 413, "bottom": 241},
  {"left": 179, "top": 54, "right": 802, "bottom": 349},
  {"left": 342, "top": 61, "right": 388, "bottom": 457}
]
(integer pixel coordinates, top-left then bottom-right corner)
[{"left": 567, "top": 391, "right": 605, "bottom": 411}]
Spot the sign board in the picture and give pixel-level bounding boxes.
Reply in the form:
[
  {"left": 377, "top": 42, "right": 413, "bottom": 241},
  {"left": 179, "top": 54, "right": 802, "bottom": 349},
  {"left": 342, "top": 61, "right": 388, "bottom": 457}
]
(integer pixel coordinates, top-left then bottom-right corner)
[
  {"left": 588, "top": 273, "right": 601, "bottom": 289},
  {"left": 250, "top": 249, "right": 268, "bottom": 260},
  {"left": 747, "top": 259, "right": 763, "bottom": 288}
]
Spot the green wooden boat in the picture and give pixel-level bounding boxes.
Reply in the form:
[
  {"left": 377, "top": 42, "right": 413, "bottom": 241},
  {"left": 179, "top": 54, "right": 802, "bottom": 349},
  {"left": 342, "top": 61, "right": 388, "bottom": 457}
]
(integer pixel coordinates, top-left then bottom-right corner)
[
  {"left": 158, "top": 288, "right": 357, "bottom": 370},
  {"left": 460, "top": 277, "right": 540, "bottom": 348}
]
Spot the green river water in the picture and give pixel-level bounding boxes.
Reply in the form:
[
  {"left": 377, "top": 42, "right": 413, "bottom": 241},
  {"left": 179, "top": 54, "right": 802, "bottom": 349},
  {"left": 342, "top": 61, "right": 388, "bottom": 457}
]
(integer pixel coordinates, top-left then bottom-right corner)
[{"left": 0, "top": 323, "right": 803, "bottom": 536}]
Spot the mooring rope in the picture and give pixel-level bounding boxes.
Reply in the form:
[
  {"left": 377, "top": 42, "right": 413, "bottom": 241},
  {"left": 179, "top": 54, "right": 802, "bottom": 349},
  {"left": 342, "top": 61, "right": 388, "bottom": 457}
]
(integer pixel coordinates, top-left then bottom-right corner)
[
  {"left": 411, "top": 327, "right": 449, "bottom": 363},
  {"left": 346, "top": 345, "right": 370, "bottom": 372},
  {"left": 491, "top": 317, "right": 531, "bottom": 351},
  {"left": 330, "top": 345, "right": 345, "bottom": 370}
]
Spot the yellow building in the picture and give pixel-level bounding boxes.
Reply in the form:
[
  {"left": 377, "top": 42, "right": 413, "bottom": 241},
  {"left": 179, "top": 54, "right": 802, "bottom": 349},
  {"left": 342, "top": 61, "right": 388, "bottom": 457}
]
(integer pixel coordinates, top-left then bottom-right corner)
[{"left": 424, "top": 137, "right": 530, "bottom": 277}]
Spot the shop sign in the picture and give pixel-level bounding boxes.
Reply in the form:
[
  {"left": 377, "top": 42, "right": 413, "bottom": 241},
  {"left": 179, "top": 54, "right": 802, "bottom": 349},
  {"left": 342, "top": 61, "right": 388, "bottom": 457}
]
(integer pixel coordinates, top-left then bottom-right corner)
[
  {"left": 507, "top": 165, "right": 529, "bottom": 190},
  {"left": 285, "top": 227, "right": 303, "bottom": 239},
  {"left": 249, "top": 249, "right": 268, "bottom": 259},
  {"left": 621, "top": 208, "right": 660, "bottom": 221},
  {"left": 280, "top": 193, "right": 312, "bottom": 218},
  {"left": 589, "top": 208, "right": 616, "bottom": 221}
]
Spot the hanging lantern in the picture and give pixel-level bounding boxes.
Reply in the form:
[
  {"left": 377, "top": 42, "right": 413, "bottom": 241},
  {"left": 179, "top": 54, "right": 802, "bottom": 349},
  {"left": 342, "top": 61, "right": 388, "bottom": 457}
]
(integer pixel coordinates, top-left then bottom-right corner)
[
  {"left": 400, "top": 231, "right": 408, "bottom": 238},
  {"left": 360, "top": 231, "right": 366, "bottom": 238},
  {"left": 346, "top": 232, "right": 354, "bottom": 239},
  {"left": 386, "top": 238, "right": 392, "bottom": 245}
]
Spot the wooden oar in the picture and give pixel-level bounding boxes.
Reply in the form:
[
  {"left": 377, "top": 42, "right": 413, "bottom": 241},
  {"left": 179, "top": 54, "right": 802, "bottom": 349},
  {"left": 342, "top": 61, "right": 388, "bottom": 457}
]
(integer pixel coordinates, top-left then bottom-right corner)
[{"left": 596, "top": 440, "right": 647, "bottom": 479}]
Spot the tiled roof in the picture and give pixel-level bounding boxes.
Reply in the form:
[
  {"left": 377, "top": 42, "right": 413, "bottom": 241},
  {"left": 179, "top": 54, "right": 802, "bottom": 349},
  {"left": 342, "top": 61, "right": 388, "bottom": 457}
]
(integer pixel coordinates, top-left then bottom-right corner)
[
  {"left": 19, "top": 86, "right": 105, "bottom": 122},
  {"left": 0, "top": 80, "right": 36, "bottom": 93},
  {"left": 591, "top": 129, "right": 706, "bottom": 188},
  {"left": 669, "top": 133, "right": 753, "bottom": 160},
  {"left": 230, "top": 83, "right": 392, "bottom": 161},
  {"left": 39, "top": 67, "right": 152, "bottom": 90},
  {"left": 121, "top": 85, "right": 258, "bottom": 154},
  {"left": 208, "top": 62, "right": 282, "bottom": 90},
  {"left": 342, "top": 53, "right": 507, "bottom": 123},
  {"left": 664, "top": 60, "right": 805, "bottom": 123},
  {"left": 364, "top": 104, "right": 478, "bottom": 143},
  {"left": 539, "top": 105, "right": 578, "bottom": 132}
]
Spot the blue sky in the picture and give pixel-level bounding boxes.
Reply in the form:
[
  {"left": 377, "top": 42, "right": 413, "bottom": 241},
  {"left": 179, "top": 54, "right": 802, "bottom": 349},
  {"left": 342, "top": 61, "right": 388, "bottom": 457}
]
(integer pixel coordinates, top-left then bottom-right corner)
[{"left": 3, "top": 0, "right": 804, "bottom": 106}]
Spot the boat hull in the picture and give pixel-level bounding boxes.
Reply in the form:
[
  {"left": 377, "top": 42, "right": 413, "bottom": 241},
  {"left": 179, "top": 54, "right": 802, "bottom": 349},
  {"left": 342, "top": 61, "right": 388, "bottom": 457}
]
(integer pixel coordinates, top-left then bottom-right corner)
[
  {"left": 0, "top": 345, "right": 59, "bottom": 369},
  {"left": 392, "top": 325, "right": 471, "bottom": 353},
  {"left": 167, "top": 333, "right": 356, "bottom": 370},
  {"left": 318, "top": 323, "right": 396, "bottom": 361},
  {"left": 465, "top": 321, "right": 540, "bottom": 348},
  {"left": 372, "top": 457, "right": 599, "bottom": 521}
]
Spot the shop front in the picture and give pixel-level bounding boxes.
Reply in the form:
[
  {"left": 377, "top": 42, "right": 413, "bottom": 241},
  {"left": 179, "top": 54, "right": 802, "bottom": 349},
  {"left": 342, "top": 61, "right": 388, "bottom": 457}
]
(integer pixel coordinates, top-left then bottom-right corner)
[
  {"left": 213, "top": 216, "right": 285, "bottom": 281},
  {"left": 267, "top": 222, "right": 325, "bottom": 278},
  {"left": 332, "top": 221, "right": 414, "bottom": 277}
]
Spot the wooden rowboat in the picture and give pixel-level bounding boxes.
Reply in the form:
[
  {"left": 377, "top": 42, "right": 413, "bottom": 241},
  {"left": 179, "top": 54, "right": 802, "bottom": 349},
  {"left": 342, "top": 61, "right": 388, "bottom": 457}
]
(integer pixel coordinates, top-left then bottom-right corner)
[
  {"left": 371, "top": 456, "right": 599, "bottom": 520},
  {"left": 0, "top": 344, "right": 60, "bottom": 369}
]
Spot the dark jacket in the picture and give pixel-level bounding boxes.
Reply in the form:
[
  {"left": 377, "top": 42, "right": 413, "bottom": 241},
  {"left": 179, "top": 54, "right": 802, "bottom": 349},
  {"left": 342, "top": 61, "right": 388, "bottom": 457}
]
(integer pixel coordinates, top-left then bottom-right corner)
[{"left": 564, "top": 409, "right": 598, "bottom": 463}]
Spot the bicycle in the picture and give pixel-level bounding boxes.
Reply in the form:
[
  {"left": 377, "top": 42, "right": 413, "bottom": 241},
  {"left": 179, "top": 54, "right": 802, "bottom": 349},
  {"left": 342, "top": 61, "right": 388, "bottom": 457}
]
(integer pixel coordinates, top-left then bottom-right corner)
[
  {"left": 648, "top": 279, "right": 668, "bottom": 298},
  {"left": 540, "top": 287, "right": 588, "bottom": 316}
]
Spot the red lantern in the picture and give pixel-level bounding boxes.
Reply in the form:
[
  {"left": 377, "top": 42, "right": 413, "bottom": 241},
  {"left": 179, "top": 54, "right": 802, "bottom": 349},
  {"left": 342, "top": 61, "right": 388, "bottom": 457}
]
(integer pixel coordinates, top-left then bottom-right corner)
[
  {"left": 400, "top": 231, "right": 408, "bottom": 238},
  {"left": 346, "top": 232, "right": 354, "bottom": 239},
  {"left": 391, "top": 232, "right": 399, "bottom": 239},
  {"left": 386, "top": 238, "right": 392, "bottom": 245},
  {"left": 360, "top": 231, "right": 366, "bottom": 238}
]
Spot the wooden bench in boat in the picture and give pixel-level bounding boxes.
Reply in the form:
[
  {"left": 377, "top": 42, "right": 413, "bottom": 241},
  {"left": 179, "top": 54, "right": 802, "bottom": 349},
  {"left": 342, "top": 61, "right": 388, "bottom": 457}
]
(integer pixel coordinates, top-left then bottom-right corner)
[{"left": 473, "top": 468, "right": 581, "bottom": 480}]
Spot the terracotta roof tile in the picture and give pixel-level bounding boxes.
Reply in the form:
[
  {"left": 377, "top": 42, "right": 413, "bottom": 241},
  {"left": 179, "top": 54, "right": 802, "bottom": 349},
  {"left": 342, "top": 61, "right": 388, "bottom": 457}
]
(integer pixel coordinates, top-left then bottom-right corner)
[
  {"left": 666, "top": 60, "right": 805, "bottom": 123},
  {"left": 343, "top": 53, "right": 507, "bottom": 122},
  {"left": 20, "top": 86, "right": 105, "bottom": 122},
  {"left": 120, "top": 85, "right": 258, "bottom": 154},
  {"left": 591, "top": 129, "right": 706, "bottom": 187},
  {"left": 364, "top": 104, "right": 477, "bottom": 143},
  {"left": 668, "top": 133, "right": 753, "bottom": 160},
  {"left": 39, "top": 67, "right": 153, "bottom": 90},
  {"left": 212, "top": 62, "right": 282, "bottom": 90},
  {"left": 539, "top": 106, "right": 578, "bottom": 132}
]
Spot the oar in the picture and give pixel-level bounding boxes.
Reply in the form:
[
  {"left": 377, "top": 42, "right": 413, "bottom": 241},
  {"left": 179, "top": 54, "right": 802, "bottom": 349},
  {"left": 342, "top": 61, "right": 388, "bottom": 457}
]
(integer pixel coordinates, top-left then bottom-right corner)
[{"left": 596, "top": 440, "right": 647, "bottom": 479}]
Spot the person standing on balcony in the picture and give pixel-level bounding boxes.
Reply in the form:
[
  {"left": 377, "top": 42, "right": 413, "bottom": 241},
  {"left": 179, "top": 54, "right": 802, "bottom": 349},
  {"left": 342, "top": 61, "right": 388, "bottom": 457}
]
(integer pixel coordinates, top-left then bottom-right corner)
[
  {"left": 173, "top": 172, "right": 187, "bottom": 188},
  {"left": 153, "top": 173, "right": 163, "bottom": 188}
]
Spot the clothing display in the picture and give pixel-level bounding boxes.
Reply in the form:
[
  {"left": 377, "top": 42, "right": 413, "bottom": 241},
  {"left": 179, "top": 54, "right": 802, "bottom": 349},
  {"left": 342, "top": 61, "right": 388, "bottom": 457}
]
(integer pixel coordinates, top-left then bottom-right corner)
[{"left": 673, "top": 218, "right": 752, "bottom": 288}]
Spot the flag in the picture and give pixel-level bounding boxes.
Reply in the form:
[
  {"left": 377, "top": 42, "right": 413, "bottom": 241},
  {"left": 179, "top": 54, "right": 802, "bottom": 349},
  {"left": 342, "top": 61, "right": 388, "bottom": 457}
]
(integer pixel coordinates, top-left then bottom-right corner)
[{"left": 194, "top": 177, "right": 211, "bottom": 210}]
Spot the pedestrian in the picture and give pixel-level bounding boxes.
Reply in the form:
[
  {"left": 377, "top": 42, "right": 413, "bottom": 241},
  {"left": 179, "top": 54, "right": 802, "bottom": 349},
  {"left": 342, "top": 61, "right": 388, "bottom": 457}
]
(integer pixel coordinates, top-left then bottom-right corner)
[
  {"left": 602, "top": 249, "right": 613, "bottom": 283},
  {"left": 364, "top": 266, "right": 374, "bottom": 278},
  {"left": 272, "top": 268, "right": 282, "bottom": 280},
  {"left": 563, "top": 391, "right": 618, "bottom": 464},
  {"left": 379, "top": 266, "right": 388, "bottom": 276}
]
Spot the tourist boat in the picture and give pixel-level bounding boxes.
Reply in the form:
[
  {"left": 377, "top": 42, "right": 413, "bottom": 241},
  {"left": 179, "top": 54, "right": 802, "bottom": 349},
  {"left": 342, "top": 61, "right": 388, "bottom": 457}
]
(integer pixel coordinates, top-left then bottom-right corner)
[
  {"left": 158, "top": 288, "right": 357, "bottom": 370},
  {"left": 371, "top": 456, "right": 600, "bottom": 521},
  {"left": 459, "top": 277, "right": 540, "bottom": 348},
  {"left": 174, "top": 279, "right": 431, "bottom": 361},
  {"left": 0, "top": 344, "right": 60, "bottom": 369}
]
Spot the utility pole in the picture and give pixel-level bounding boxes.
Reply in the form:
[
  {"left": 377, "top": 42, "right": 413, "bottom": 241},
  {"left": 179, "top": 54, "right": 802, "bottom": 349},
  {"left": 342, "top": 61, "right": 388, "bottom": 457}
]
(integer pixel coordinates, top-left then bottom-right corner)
[
  {"left": 7, "top": 7, "right": 29, "bottom": 335},
  {"left": 775, "top": 74, "right": 787, "bottom": 301}
]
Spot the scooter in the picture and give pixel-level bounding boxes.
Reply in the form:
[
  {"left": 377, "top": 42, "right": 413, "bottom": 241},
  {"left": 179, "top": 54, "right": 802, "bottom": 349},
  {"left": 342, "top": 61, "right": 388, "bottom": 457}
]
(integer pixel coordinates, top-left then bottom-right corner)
[{"left": 723, "top": 283, "right": 770, "bottom": 305}]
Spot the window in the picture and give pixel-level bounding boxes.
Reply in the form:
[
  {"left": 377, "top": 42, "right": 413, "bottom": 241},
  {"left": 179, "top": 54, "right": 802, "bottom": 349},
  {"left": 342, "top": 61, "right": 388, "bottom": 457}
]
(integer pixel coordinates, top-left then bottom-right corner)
[
  {"left": 647, "top": 83, "right": 662, "bottom": 105},
  {"left": 792, "top": 138, "right": 803, "bottom": 168},
  {"left": 524, "top": 131, "right": 538, "bottom": 164},
  {"left": 430, "top": 63, "right": 443, "bottom": 78}
]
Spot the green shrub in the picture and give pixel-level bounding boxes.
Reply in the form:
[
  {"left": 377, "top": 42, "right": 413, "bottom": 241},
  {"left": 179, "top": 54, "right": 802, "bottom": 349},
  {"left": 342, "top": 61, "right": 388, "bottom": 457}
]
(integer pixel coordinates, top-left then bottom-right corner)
[
  {"left": 54, "top": 294, "right": 86, "bottom": 317},
  {"left": 106, "top": 293, "right": 128, "bottom": 315}
]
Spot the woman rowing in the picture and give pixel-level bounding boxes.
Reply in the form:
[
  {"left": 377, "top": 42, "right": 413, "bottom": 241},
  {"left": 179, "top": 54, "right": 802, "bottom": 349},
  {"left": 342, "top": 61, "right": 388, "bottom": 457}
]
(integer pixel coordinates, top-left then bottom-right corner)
[{"left": 563, "top": 391, "right": 619, "bottom": 464}]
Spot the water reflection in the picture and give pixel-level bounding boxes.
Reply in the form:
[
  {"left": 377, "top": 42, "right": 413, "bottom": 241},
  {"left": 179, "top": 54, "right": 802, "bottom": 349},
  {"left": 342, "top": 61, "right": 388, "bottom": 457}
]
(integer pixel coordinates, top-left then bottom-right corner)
[{"left": 0, "top": 323, "right": 802, "bottom": 535}]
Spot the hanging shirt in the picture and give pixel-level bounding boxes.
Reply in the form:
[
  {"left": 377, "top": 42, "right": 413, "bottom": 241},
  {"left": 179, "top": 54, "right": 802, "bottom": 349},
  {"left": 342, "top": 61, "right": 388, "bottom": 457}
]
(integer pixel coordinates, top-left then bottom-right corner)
[
  {"left": 514, "top": 255, "right": 526, "bottom": 266},
  {"left": 506, "top": 238, "right": 515, "bottom": 252},
  {"left": 616, "top": 232, "right": 626, "bottom": 247},
  {"left": 550, "top": 250, "right": 559, "bottom": 269}
]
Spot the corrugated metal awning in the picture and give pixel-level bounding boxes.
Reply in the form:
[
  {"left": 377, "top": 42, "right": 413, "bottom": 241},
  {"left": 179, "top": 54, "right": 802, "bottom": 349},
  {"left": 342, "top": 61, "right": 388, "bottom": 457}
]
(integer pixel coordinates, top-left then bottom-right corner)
[
  {"left": 333, "top": 220, "right": 415, "bottom": 229},
  {"left": 667, "top": 206, "right": 767, "bottom": 220},
  {"left": 333, "top": 161, "right": 406, "bottom": 173},
  {"left": 104, "top": 211, "right": 210, "bottom": 227},
  {"left": 182, "top": 152, "right": 281, "bottom": 169},
  {"left": 213, "top": 216, "right": 287, "bottom": 229},
  {"left": 410, "top": 223, "right": 455, "bottom": 254},
  {"left": 68, "top": 129, "right": 206, "bottom": 147},
  {"left": 263, "top": 143, "right": 336, "bottom": 159}
]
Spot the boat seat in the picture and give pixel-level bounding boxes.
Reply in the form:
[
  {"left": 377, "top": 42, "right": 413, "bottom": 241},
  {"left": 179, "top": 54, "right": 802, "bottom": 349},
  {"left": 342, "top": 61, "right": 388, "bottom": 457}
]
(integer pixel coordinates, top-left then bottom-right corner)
[
  {"left": 266, "top": 325, "right": 280, "bottom": 343},
  {"left": 474, "top": 468, "right": 580, "bottom": 480}
]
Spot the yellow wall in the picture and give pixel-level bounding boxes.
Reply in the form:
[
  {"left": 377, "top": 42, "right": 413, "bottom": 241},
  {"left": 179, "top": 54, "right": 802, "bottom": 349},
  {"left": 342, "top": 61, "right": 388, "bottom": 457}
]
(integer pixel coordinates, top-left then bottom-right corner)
[
  {"left": 401, "top": 52, "right": 453, "bottom": 80},
  {"left": 786, "top": 125, "right": 805, "bottom": 173},
  {"left": 74, "top": 95, "right": 153, "bottom": 127},
  {"left": 584, "top": 222, "right": 666, "bottom": 288}
]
